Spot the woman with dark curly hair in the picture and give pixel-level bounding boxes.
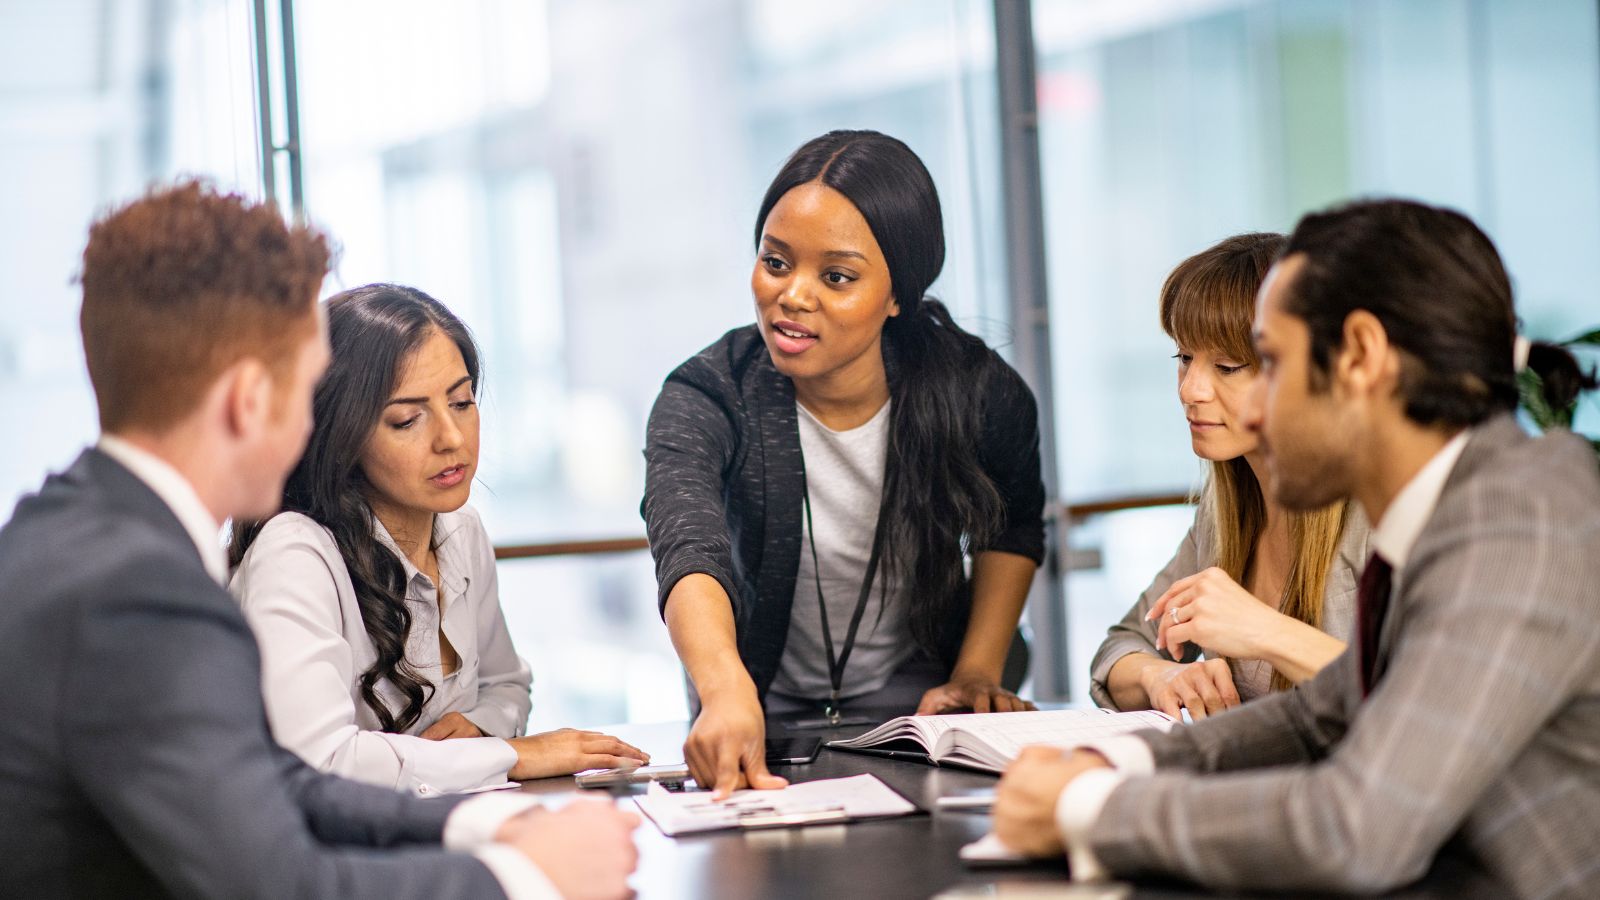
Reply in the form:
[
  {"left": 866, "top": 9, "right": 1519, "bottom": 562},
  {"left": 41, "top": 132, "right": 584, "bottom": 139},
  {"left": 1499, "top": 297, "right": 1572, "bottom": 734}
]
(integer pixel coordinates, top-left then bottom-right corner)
[{"left": 231, "top": 284, "right": 646, "bottom": 793}]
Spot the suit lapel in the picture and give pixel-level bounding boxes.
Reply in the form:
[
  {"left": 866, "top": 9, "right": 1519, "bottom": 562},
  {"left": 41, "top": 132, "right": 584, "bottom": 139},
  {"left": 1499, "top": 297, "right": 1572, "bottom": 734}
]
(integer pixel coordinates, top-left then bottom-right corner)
[
  {"left": 81, "top": 448, "right": 200, "bottom": 565},
  {"left": 1371, "top": 415, "right": 1526, "bottom": 685}
]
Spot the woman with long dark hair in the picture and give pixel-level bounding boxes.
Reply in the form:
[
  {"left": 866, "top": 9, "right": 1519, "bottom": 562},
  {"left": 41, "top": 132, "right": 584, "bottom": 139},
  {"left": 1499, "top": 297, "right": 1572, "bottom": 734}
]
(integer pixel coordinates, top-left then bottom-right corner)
[
  {"left": 232, "top": 284, "right": 646, "bottom": 793},
  {"left": 643, "top": 130, "right": 1046, "bottom": 795},
  {"left": 1088, "top": 234, "right": 1369, "bottom": 721}
]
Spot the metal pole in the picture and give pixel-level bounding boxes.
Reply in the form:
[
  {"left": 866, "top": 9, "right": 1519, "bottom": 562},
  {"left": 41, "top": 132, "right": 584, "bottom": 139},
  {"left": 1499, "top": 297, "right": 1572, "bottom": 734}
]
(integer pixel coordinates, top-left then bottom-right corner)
[
  {"left": 278, "top": 0, "right": 305, "bottom": 219},
  {"left": 250, "top": 0, "right": 276, "bottom": 201},
  {"left": 992, "top": 0, "right": 1070, "bottom": 700}
]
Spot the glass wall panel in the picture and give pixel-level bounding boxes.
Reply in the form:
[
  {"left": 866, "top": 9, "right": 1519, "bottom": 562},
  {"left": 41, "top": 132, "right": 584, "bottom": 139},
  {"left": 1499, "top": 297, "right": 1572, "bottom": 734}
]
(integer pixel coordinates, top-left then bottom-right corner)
[
  {"left": 8, "top": 0, "right": 1593, "bottom": 715},
  {"left": 1034, "top": 0, "right": 1600, "bottom": 702},
  {"left": 290, "top": 0, "right": 1008, "bottom": 724},
  {"left": 497, "top": 551, "right": 683, "bottom": 730},
  {"left": 0, "top": 0, "right": 261, "bottom": 512}
]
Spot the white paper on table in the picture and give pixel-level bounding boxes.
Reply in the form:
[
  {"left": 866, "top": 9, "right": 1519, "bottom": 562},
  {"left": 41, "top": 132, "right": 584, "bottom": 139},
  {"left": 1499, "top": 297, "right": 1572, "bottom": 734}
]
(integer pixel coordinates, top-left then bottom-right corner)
[
  {"left": 634, "top": 773, "right": 916, "bottom": 836},
  {"left": 959, "top": 832, "right": 1031, "bottom": 866}
]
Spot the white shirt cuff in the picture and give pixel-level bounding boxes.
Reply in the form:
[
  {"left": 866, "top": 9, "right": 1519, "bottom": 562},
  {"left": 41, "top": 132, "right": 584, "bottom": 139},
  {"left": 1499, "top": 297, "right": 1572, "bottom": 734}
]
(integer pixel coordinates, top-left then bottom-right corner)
[
  {"left": 443, "top": 792, "right": 545, "bottom": 848},
  {"left": 403, "top": 737, "right": 520, "bottom": 797},
  {"left": 472, "top": 844, "right": 562, "bottom": 900},
  {"left": 1055, "top": 768, "right": 1126, "bottom": 883},
  {"left": 1078, "top": 734, "right": 1154, "bottom": 775}
]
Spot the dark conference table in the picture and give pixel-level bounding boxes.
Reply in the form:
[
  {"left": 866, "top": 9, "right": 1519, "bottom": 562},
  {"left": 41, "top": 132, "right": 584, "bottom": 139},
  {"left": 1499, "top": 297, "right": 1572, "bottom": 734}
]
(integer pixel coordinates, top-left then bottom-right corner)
[
  {"left": 516, "top": 713, "right": 1065, "bottom": 900},
  {"left": 514, "top": 714, "right": 1493, "bottom": 900}
]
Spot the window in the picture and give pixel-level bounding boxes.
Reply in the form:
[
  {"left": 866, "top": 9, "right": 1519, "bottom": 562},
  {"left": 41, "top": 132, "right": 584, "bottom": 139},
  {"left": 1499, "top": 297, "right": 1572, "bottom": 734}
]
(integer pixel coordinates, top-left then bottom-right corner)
[
  {"left": 4, "top": 0, "right": 1595, "bottom": 717},
  {"left": 0, "top": 0, "right": 260, "bottom": 511},
  {"left": 1034, "top": 0, "right": 1600, "bottom": 702},
  {"left": 289, "top": 0, "right": 1007, "bottom": 726}
]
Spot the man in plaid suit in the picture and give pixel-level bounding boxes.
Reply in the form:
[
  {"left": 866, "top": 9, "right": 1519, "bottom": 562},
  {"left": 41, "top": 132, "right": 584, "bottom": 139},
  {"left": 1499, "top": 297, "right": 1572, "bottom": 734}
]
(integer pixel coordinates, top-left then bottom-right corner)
[{"left": 994, "top": 198, "right": 1600, "bottom": 898}]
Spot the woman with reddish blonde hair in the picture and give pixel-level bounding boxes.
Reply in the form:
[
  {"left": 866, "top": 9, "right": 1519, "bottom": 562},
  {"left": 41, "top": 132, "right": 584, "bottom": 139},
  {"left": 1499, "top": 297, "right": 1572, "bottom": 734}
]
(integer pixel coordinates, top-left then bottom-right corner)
[{"left": 1089, "top": 233, "right": 1370, "bottom": 720}]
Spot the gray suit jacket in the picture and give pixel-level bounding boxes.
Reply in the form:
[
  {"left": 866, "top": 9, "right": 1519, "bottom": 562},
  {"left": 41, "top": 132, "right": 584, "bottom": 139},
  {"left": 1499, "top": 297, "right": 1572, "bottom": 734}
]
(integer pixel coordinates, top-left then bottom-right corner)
[
  {"left": 1088, "top": 500, "right": 1369, "bottom": 707},
  {"left": 1085, "top": 415, "right": 1600, "bottom": 897},
  {"left": 0, "top": 449, "right": 506, "bottom": 898}
]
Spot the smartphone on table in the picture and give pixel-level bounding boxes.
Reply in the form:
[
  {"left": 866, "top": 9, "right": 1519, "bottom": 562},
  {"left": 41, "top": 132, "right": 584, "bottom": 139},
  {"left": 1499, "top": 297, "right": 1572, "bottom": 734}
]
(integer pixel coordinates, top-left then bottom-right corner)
[
  {"left": 764, "top": 735, "right": 823, "bottom": 765},
  {"left": 574, "top": 763, "right": 691, "bottom": 788}
]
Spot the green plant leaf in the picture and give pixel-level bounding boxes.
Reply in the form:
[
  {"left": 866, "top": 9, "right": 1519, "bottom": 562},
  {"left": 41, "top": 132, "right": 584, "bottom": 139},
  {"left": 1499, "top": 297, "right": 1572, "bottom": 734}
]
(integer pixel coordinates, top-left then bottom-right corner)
[
  {"left": 1517, "top": 368, "right": 1571, "bottom": 429},
  {"left": 1513, "top": 325, "right": 1598, "bottom": 466}
]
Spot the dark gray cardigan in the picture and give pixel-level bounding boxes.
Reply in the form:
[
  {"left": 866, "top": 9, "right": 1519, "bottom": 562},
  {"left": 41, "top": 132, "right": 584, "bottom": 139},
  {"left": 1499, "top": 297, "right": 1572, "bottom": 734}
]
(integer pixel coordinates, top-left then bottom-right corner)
[{"left": 641, "top": 324, "right": 1046, "bottom": 699}]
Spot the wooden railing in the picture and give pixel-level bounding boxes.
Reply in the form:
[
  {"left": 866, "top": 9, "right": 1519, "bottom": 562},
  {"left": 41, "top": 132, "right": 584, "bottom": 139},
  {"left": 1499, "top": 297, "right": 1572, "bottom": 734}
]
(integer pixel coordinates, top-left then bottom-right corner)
[
  {"left": 494, "top": 536, "right": 652, "bottom": 560},
  {"left": 1050, "top": 491, "right": 1191, "bottom": 522},
  {"left": 492, "top": 490, "right": 1192, "bottom": 561}
]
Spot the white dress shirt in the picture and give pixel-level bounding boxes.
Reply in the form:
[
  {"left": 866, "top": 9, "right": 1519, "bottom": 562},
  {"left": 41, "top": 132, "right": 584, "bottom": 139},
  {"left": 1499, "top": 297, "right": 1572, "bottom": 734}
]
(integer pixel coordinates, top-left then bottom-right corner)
[
  {"left": 1367, "top": 430, "right": 1470, "bottom": 570},
  {"left": 231, "top": 506, "right": 533, "bottom": 795},
  {"left": 96, "top": 437, "right": 557, "bottom": 900},
  {"left": 1051, "top": 429, "right": 1472, "bottom": 881}
]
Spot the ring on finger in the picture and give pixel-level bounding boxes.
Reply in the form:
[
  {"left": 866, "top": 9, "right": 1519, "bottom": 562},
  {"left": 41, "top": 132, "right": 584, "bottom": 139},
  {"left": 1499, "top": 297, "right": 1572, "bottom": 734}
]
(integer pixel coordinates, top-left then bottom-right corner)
[{"left": 1170, "top": 606, "right": 1181, "bottom": 624}]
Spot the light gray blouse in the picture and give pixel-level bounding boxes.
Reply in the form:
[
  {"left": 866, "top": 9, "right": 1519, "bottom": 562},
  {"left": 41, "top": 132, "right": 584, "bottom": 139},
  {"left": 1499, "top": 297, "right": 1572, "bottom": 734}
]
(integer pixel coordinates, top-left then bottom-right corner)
[
  {"left": 1088, "top": 501, "right": 1370, "bottom": 709},
  {"left": 231, "top": 506, "right": 532, "bottom": 795}
]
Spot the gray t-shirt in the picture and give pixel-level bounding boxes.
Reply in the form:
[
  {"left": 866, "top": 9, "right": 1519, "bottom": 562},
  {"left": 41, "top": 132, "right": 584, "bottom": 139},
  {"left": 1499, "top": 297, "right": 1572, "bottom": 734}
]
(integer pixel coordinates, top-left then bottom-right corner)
[{"left": 770, "top": 400, "right": 914, "bottom": 700}]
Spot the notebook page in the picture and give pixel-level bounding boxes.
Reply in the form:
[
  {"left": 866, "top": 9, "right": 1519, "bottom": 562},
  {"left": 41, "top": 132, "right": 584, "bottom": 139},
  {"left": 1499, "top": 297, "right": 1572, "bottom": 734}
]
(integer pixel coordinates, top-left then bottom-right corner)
[
  {"left": 828, "top": 713, "right": 946, "bottom": 752},
  {"left": 938, "top": 709, "right": 1174, "bottom": 766}
]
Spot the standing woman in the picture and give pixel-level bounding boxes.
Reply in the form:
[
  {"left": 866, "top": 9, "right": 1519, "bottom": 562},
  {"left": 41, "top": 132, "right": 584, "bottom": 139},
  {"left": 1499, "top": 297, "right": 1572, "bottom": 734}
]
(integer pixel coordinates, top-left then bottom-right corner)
[
  {"left": 232, "top": 284, "right": 646, "bottom": 794},
  {"left": 1088, "top": 233, "right": 1369, "bottom": 720},
  {"left": 643, "top": 130, "right": 1046, "bottom": 796}
]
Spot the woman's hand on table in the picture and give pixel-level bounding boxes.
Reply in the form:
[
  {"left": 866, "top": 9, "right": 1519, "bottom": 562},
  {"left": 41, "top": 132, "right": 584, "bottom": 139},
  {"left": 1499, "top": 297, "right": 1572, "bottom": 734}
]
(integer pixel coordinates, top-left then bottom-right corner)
[
  {"left": 916, "top": 672, "right": 1036, "bottom": 715},
  {"left": 506, "top": 728, "right": 649, "bottom": 780},
  {"left": 418, "top": 711, "right": 486, "bottom": 740},
  {"left": 1138, "top": 658, "right": 1240, "bottom": 721},
  {"left": 684, "top": 688, "right": 787, "bottom": 800}
]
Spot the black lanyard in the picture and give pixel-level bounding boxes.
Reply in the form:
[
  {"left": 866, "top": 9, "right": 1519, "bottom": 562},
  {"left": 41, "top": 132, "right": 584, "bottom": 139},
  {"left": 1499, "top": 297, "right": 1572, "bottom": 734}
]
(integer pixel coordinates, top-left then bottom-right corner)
[{"left": 800, "top": 460, "right": 888, "bottom": 726}]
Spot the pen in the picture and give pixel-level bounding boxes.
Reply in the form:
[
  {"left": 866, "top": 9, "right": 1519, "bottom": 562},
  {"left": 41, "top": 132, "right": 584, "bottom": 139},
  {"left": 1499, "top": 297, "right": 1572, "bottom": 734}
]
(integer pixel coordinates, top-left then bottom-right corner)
[{"left": 935, "top": 794, "right": 995, "bottom": 810}]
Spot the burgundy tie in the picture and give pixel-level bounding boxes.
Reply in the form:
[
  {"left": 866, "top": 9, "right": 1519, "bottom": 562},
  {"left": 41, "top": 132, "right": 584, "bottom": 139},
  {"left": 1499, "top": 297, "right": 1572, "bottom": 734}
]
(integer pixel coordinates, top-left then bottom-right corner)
[{"left": 1357, "top": 552, "right": 1394, "bottom": 697}]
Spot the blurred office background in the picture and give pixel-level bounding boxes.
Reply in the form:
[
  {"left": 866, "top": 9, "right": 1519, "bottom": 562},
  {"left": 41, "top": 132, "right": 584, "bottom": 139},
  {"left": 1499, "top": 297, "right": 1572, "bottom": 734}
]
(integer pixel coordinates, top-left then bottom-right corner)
[{"left": 3, "top": 0, "right": 1597, "bottom": 728}]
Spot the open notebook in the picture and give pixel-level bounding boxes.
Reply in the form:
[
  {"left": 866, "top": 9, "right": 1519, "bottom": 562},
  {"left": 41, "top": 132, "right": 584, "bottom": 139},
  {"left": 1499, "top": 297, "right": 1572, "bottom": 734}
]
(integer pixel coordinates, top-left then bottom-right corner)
[{"left": 826, "top": 708, "right": 1175, "bottom": 774}]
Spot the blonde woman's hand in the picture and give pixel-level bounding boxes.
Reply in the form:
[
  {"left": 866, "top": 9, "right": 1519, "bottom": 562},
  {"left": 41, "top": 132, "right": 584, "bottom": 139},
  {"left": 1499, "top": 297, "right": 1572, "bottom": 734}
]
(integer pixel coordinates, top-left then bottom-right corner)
[
  {"left": 1148, "top": 566, "right": 1287, "bottom": 661},
  {"left": 1137, "top": 658, "right": 1240, "bottom": 721},
  {"left": 506, "top": 728, "right": 650, "bottom": 780},
  {"left": 418, "top": 711, "right": 486, "bottom": 740}
]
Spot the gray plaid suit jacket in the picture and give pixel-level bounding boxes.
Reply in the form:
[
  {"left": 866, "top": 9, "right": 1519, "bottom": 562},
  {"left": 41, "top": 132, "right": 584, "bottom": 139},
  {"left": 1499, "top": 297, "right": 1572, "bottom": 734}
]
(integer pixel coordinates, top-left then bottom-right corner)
[{"left": 1086, "top": 414, "right": 1600, "bottom": 898}]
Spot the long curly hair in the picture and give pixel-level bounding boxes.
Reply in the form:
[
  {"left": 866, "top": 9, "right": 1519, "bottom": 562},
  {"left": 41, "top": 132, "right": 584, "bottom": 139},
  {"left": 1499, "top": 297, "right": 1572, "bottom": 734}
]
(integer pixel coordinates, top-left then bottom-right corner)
[{"left": 231, "top": 283, "right": 480, "bottom": 732}]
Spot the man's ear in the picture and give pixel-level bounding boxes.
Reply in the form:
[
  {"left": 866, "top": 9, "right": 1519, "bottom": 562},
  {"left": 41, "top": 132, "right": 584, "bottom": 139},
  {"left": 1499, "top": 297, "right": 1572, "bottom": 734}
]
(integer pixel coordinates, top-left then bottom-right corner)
[
  {"left": 221, "top": 358, "right": 273, "bottom": 440},
  {"left": 1333, "top": 310, "right": 1398, "bottom": 401}
]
